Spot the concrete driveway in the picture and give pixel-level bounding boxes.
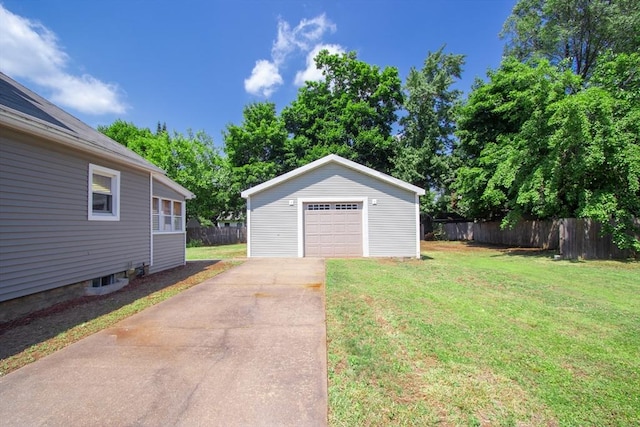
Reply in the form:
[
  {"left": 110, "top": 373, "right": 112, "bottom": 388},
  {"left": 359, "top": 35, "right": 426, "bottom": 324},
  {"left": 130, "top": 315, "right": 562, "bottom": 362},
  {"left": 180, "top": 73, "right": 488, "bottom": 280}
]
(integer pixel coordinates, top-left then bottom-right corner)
[{"left": 0, "top": 258, "right": 327, "bottom": 426}]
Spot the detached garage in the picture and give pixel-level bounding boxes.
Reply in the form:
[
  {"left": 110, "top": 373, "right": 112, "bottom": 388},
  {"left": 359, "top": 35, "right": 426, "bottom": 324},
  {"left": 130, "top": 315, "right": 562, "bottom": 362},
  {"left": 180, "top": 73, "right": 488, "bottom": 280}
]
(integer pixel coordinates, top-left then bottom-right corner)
[{"left": 241, "top": 154, "right": 425, "bottom": 258}]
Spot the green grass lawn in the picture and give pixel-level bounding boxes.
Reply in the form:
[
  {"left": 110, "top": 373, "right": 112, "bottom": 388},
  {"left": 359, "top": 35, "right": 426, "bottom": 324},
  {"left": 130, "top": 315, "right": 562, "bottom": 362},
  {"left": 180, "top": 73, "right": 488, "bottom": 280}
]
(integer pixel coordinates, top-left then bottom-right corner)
[
  {"left": 186, "top": 243, "right": 247, "bottom": 260},
  {"left": 326, "top": 242, "right": 640, "bottom": 426}
]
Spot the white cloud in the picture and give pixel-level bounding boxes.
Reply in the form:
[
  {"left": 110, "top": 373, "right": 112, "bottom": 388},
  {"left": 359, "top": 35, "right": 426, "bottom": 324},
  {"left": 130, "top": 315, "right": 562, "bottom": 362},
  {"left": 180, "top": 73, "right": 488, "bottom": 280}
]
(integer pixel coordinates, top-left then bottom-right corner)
[
  {"left": 0, "top": 5, "right": 127, "bottom": 115},
  {"left": 272, "top": 14, "right": 336, "bottom": 65},
  {"left": 244, "top": 60, "right": 283, "bottom": 97},
  {"left": 294, "top": 43, "right": 345, "bottom": 86},
  {"left": 245, "top": 13, "right": 344, "bottom": 97}
]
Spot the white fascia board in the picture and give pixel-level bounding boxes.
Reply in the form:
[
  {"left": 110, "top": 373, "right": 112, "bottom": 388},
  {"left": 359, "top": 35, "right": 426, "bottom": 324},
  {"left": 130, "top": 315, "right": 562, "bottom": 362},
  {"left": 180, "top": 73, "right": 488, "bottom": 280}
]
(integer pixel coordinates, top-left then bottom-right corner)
[{"left": 241, "top": 154, "right": 426, "bottom": 198}]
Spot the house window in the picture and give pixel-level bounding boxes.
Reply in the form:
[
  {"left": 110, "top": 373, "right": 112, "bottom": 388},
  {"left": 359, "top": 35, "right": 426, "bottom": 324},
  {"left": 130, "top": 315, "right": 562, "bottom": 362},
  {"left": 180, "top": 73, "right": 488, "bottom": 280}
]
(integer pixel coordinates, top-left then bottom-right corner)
[
  {"left": 152, "top": 197, "right": 183, "bottom": 232},
  {"left": 92, "top": 274, "right": 115, "bottom": 288},
  {"left": 89, "top": 164, "right": 120, "bottom": 221}
]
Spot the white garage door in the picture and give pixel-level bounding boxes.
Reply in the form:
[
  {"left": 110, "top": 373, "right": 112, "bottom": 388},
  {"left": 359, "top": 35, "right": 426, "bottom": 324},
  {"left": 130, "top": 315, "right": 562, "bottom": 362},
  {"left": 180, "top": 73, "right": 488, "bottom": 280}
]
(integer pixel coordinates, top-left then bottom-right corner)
[{"left": 304, "top": 203, "right": 363, "bottom": 257}]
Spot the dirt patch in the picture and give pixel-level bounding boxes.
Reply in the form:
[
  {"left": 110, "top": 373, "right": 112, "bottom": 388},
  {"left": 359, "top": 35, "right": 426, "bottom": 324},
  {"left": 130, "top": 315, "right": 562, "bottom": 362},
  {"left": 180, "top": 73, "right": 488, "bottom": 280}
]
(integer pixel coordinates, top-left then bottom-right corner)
[
  {"left": 421, "top": 241, "right": 551, "bottom": 256},
  {"left": 0, "top": 260, "right": 237, "bottom": 376},
  {"left": 422, "top": 241, "right": 503, "bottom": 253}
]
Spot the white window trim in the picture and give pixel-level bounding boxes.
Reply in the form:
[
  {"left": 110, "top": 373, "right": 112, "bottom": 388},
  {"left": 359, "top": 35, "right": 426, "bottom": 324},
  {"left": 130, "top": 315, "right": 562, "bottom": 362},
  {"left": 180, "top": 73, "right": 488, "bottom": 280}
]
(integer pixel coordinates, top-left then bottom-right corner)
[
  {"left": 297, "top": 197, "right": 369, "bottom": 258},
  {"left": 88, "top": 164, "right": 120, "bottom": 221},
  {"left": 152, "top": 196, "right": 185, "bottom": 234}
]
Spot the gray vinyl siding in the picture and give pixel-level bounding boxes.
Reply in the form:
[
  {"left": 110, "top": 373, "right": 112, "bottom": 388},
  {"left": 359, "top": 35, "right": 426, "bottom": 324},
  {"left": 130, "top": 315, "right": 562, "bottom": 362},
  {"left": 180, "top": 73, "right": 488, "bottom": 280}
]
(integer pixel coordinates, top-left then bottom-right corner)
[
  {"left": 0, "top": 130, "right": 151, "bottom": 302},
  {"left": 151, "top": 233, "right": 186, "bottom": 273},
  {"left": 248, "top": 163, "right": 417, "bottom": 257},
  {"left": 153, "top": 180, "right": 183, "bottom": 200},
  {"left": 151, "top": 179, "right": 186, "bottom": 273}
]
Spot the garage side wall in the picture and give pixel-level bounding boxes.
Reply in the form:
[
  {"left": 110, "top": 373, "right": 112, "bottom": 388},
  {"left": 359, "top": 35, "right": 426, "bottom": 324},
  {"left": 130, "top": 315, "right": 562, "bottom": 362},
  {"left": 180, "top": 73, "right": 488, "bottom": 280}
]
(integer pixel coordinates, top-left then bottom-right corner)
[{"left": 248, "top": 163, "right": 417, "bottom": 257}]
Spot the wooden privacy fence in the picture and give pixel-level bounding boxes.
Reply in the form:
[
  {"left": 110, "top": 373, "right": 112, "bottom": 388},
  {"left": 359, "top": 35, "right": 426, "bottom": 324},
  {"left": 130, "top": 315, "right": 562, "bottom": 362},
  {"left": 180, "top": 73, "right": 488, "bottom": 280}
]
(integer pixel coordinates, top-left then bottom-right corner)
[
  {"left": 443, "top": 218, "right": 638, "bottom": 259},
  {"left": 187, "top": 225, "right": 247, "bottom": 246}
]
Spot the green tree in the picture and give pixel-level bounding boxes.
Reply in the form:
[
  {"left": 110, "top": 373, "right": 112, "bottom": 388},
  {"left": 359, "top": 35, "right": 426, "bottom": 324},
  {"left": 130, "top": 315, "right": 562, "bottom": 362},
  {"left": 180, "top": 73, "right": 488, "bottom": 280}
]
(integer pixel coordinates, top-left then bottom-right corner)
[
  {"left": 454, "top": 57, "right": 578, "bottom": 220},
  {"left": 222, "top": 102, "right": 288, "bottom": 216},
  {"left": 501, "top": 0, "right": 640, "bottom": 79},
  {"left": 282, "top": 50, "right": 403, "bottom": 172},
  {"left": 99, "top": 120, "right": 221, "bottom": 221},
  {"left": 393, "top": 46, "right": 465, "bottom": 211},
  {"left": 454, "top": 54, "right": 639, "bottom": 250},
  {"left": 553, "top": 53, "right": 640, "bottom": 250}
]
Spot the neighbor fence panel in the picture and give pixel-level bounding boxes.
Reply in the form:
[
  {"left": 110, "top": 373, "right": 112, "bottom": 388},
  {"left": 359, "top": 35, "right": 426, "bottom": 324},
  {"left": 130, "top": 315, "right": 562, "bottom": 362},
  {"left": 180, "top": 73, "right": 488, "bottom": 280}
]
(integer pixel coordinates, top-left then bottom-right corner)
[
  {"left": 559, "top": 218, "right": 637, "bottom": 259},
  {"left": 444, "top": 220, "right": 559, "bottom": 249},
  {"left": 187, "top": 226, "right": 247, "bottom": 246},
  {"left": 443, "top": 218, "right": 637, "bottom": 259},
  {"left": 442, "top": 223, "right": 473, "bottom": 240},
  {"left": 473, "top": 220, "right": 560, "bottom": 249}
]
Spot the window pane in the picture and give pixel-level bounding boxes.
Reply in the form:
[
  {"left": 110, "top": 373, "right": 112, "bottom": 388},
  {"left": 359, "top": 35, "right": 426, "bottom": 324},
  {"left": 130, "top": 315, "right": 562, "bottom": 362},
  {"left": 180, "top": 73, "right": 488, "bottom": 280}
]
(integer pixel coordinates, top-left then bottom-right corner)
[
  {"left": 173, "top": 201, "right": 182, "bottom": 214},
  {"left": 152, "top": 214, "right": 159, "bottom": 230},
  {"left": 162, "top": 200, "right": 171, "bottom": 215},
  {"left": 152, "top": 198, "right": 159, "bottom": 214},
  {"left": 93, "top": 193, "right": 112, "bottom": 213},
  {"left": 163, "top": 215, "right": 172, "bottom": 230},
  {"left": 92, "top": 174, "right": 112, "bottom": 194},
  {"left": 174, "top": 216, "right": 183, "bottom": 231}
]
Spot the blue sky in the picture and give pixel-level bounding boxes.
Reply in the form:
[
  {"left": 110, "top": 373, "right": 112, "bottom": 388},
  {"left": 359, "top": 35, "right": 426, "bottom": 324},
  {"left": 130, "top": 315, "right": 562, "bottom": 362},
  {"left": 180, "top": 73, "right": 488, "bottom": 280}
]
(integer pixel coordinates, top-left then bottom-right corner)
[{"left": 1, "top": 0, "right": 515, "bottom": 147}]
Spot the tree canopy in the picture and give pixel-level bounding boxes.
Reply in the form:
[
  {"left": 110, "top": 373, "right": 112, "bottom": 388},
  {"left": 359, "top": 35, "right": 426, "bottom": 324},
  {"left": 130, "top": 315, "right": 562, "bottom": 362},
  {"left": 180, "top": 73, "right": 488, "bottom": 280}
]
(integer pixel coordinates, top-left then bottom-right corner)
[
  {"left": 454, "top": 54, "right": 639, "bottom": 250},
  {"left": 501, "top": 0, "right": 640, "bottom": 79},
  {"left": 393, "top": 46, "right": 465, "bottom": 211},
  {"left": 281, "top": 50, "right": 403, "bottom": 172},
  {"left": 98, "top": 120, "right": 221, "bottom": 222},
  {"left": 221, "top": 102, "right": 288, "bottom": 217}
]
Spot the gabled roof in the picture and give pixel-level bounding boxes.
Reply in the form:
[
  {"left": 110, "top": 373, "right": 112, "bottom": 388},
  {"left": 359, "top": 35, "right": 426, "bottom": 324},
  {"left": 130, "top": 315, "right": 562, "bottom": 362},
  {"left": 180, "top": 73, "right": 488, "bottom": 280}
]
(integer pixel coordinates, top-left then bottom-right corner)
[
  {"left": 0, "top": 72, "right": 194, "bottom": 199},
  {"left": 241, "top": 154, "right": 426, "bottom": 198}
]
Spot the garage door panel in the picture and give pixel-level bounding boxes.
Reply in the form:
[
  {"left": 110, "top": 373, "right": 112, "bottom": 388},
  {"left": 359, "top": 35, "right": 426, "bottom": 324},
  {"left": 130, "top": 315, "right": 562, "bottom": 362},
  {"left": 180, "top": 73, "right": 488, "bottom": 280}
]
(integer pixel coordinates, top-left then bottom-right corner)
[
  {"left": 304, "top": 203, "right": 362, "bottom": 257},
  {"left": 345, "top": 223, "right": 360, "bottom": 233},
  {"left": 320, "top": 224, "right": 333, "bottom": 233}
]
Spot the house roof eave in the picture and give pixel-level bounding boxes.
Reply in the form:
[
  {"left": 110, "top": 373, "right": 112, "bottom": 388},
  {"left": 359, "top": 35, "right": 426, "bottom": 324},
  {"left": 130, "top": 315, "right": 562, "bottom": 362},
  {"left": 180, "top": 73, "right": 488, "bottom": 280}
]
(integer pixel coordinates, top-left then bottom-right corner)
[{"left": 0, "top": 107, "right": 165, "bottom": 175}]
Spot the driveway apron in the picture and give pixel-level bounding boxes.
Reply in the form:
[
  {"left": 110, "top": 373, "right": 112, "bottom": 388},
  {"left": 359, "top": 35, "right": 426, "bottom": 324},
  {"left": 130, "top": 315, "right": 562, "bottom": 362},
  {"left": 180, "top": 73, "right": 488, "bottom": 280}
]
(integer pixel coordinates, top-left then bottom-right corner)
[{"left": 0, "top": 258, "right": 327, "bottom": 426}]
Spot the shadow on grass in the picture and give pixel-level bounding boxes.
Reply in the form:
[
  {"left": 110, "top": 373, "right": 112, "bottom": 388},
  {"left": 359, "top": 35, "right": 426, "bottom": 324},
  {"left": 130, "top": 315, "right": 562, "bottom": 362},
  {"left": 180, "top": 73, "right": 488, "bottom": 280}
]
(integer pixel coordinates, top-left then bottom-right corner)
[{"left": 0, "top": 260, "right": 220, "bottom": 361}]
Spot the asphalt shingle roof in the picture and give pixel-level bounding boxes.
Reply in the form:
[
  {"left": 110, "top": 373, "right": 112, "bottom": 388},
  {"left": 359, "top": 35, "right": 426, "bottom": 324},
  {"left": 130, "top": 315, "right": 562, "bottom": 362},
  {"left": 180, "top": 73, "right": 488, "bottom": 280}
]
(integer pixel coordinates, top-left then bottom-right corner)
[{"left": 0, "top": 72, "right": 163, "bottom": 173}]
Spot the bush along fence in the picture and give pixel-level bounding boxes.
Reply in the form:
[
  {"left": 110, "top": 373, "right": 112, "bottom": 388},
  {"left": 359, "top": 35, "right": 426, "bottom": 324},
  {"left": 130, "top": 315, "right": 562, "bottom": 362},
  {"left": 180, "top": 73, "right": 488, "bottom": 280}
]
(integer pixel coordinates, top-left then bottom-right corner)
[
  {"left": 443, "top": 218, "right": 638, "bottom": 260},
  {"left": 187, "top": 223, "right": 247, "bottom": 246}
]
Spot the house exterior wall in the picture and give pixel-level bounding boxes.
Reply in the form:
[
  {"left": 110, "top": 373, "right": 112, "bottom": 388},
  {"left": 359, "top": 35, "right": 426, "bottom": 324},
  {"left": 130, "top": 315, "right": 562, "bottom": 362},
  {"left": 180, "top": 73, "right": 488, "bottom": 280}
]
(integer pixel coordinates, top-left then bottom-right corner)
[
  {"left": 151, "top": 180, "right": 186, "bottom": 273},
  {"left": 248, "top": 162, "right": 417, "bottom": 258},
  {"left": 151, "top": 233, "right": 186, "bottom": 273},
  {"left": 0, "top": 129, "right": 151, "bottom": 302},
  {"left": 153, "top": 180, "right": 184, "bottom": 200}
]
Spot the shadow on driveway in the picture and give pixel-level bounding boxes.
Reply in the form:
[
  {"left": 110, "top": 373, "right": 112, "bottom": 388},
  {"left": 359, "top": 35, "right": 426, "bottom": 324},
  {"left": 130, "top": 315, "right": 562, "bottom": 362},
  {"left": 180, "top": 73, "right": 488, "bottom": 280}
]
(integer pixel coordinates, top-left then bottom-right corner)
[{"left": 0, "top": 261, "right": 222, "bottom": 361}]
